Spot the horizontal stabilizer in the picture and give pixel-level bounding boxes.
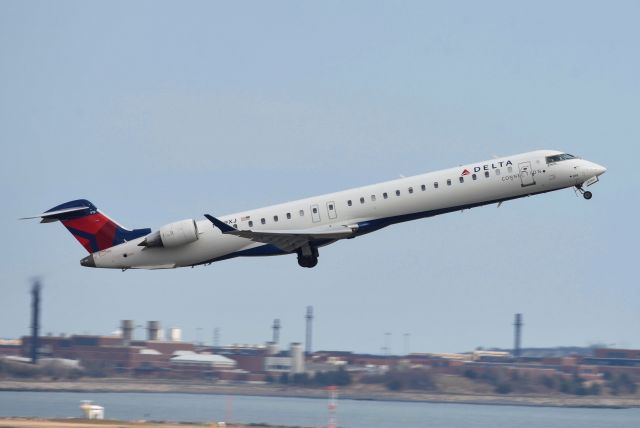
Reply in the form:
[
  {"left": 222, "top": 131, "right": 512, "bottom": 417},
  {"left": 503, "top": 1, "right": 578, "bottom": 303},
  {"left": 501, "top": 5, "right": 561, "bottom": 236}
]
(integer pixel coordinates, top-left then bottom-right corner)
[{"left": 21, "top": 206, "right": 91, "bottom": 223}]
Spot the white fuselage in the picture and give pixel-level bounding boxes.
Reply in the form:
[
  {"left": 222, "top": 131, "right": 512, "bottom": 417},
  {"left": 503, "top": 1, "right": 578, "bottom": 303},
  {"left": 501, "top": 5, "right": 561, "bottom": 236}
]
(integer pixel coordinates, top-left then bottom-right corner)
[{"left": 90, "top": 150, "right": 606, "bottom": 269}]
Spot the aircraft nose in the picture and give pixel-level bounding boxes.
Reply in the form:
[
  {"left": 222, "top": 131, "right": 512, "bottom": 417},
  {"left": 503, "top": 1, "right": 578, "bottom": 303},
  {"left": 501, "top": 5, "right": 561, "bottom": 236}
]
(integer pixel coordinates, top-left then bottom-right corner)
[
  {"left": 583, "top": 162, "right": 606, "bottom": 178},
  {"left": 595, "top": 164, "right": 607, "bottom": 176},
  {"left": 80, "top": 254, "right": 95, "bottom": 268}
]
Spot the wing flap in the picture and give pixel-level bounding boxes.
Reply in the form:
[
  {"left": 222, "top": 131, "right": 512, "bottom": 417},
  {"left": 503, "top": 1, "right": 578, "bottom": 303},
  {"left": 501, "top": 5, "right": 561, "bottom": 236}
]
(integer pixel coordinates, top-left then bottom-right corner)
[{"left": 204, "top": 214, "right": 354, "bottom": 252}]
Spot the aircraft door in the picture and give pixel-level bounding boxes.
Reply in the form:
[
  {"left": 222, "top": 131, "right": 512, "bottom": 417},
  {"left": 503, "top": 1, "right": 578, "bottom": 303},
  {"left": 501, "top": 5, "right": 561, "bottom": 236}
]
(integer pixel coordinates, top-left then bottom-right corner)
[
  {"left": 310, "top": 204, "right": 321, "bottom": 223},
  {"left": 326, "top": 201, "right": 337, "bottom": 220},
  {"left": 518, "top": 161, "right": 536, "bottom": 187}
]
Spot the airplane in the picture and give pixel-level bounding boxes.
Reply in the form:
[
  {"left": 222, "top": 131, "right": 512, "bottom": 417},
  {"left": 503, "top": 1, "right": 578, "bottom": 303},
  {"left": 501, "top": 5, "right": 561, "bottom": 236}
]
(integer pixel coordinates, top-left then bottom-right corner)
[{"left": 23, "top": 150, "right": 605, "bottom": 270}]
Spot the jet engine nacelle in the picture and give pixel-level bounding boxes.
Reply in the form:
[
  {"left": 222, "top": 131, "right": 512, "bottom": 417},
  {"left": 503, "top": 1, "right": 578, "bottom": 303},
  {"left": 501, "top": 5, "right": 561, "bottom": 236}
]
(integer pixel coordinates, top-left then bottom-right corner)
[{"left": 139, "top": 219, "right": 199, "bottom": 248}]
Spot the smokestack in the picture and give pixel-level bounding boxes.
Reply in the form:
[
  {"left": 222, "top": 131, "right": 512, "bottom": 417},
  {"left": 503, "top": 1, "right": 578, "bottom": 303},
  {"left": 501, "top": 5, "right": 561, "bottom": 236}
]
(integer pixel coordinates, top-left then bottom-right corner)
[
  {"left": 290, "top": 342, "right": 305, "bottom": 374},
  {"left": 305, "top": 306, "right": 313, "bottom": 355},
  {"left": 31, "top": 280, "right": 41, "bottom": 364},
  {"left": 272, "top": 319, "right": 281, "bottom": 344},
  {"left": 213, "top": 327, "right": 220, "bottom": 349},
  {"left": 514, "top": 313, "right": 523, "bottom": 358},
  {"left": 147, "top": 321, "right": 160, "bottom": 341},
  {"left": 266, "top": 341, "right": 279, "bottom": 355},
  {"left": 168, "top": 327, "right": 181, "bottom": 342},
  {"left": 121, "top": 320, "right": 134, "bottom": 345}
]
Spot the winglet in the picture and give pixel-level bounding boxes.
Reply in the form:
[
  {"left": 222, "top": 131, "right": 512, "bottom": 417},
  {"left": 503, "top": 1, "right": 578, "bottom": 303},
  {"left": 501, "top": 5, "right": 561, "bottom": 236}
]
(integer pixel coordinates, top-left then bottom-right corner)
[{"left": 204, "top": 214, "right": 236, "bottom": 233}]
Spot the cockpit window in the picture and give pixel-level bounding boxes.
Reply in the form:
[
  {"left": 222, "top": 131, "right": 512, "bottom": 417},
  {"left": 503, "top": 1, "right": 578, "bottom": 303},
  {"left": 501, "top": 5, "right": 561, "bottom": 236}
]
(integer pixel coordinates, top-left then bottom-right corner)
[{"left": 546, "top": 153, "right": 576, "bottom": 163}]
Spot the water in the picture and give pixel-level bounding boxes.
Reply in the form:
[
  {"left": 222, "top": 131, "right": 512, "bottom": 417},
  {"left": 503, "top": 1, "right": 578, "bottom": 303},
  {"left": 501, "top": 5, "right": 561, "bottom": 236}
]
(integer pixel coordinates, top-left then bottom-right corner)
[{"left": 0, "top": 391, "right": 638, "bottom": 428}]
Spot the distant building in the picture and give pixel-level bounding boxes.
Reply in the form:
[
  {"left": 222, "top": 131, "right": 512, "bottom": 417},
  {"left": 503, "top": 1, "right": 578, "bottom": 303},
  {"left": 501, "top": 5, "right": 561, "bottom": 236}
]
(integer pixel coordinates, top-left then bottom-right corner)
[
  {"left": 0, "top": 339, "right": 21, "bottom": 357},
  {"left": 170, "top": 353, "right": 237, "bottom": 370},
  {"left": 20, "top": 334, "right": 196, "bottom": 374},
  {"left": 216, "top": 347, "right": 267, "bottom": 373},
  {"left": 593, "top": 348, "right": 640, "bottom": 360},
  {"left": 264, "top": 343, "right": 305, "bottom": 374},
  {"left": 472, "top": 350, "right": 512, "bottom": 362},
  {"left": 580, "top": 348, "right": 640, "bottom": 375}
]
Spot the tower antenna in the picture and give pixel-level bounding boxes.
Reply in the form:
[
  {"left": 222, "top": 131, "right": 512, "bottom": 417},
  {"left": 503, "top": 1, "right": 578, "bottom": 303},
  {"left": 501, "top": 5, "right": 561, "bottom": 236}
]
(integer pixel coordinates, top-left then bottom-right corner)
[
  {"left": 305, "top": 306, "right": 313, "bottom": 355},
  {"left": 514, "top": 313, "right": 523, "bottom": 358}
]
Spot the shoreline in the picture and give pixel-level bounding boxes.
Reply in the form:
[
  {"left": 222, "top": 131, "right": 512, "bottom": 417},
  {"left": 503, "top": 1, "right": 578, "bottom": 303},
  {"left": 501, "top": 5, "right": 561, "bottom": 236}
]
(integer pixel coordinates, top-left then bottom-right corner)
[
  {"left": 0, "top": 418, "right": 291, "bottom": 428},
  {"left": 1, "top": 379, "right": 639, "bottom": 409}
]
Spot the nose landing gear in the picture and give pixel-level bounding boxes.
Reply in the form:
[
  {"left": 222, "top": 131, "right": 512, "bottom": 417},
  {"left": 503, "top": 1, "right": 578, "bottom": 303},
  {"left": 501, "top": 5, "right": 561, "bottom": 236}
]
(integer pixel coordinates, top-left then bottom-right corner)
[{"left": 575, "top": 185, "right": 593, "bottom": 200}]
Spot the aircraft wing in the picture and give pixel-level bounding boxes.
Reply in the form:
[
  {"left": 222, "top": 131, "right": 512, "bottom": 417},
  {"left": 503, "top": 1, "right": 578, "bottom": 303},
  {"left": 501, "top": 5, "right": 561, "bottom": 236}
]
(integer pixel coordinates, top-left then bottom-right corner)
[{"left": 204, "top": 214, "right": 355, "bottom": 252}]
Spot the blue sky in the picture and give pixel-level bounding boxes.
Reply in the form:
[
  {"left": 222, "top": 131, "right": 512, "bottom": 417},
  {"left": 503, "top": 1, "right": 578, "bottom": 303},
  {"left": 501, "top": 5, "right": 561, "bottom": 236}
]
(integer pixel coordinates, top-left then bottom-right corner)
[{"left": 1, "top": 1, "right": 638, "bottom": 353}]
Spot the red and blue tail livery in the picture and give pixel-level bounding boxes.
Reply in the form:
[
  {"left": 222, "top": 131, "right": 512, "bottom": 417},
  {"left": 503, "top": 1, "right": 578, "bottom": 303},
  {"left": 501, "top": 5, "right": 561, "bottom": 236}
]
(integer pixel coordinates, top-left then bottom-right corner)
[{"left": 28, "top": 199, "right": 151, "bottom": 253}]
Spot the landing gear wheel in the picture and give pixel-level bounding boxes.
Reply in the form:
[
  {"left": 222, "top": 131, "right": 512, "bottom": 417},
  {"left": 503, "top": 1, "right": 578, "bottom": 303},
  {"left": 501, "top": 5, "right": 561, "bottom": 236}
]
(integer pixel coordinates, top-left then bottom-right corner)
[
  {"left": 297, "top": 255, "right": 318, "bottom": 268},
  {"left": 575, "top": 185, "right": 593, "bottom": 200},
  {"left": 296, "top": 244, "right": 319, "bottom": 268}
]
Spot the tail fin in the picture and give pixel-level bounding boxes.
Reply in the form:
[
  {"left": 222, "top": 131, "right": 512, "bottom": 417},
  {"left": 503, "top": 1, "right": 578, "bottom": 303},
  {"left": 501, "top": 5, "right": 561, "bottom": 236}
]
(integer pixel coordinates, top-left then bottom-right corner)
[{"left": 24, "top": 199, "right": 151, "bottom": 253}]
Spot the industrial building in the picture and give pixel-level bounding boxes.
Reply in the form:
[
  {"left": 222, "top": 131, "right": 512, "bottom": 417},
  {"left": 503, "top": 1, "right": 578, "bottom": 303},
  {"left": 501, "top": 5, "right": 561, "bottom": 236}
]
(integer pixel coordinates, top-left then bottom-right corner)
[
  {"left": 19, "top": 321, "right": 197, "bottom": 376},
  {"left": 9, "top": 319, "right": 309, "bottom": 380},
  {"left": 2, "top": 295, "right": 639, "bottom": 386},
  {"left": 264, "top": 342, "right": 305, "bottom": 374}
]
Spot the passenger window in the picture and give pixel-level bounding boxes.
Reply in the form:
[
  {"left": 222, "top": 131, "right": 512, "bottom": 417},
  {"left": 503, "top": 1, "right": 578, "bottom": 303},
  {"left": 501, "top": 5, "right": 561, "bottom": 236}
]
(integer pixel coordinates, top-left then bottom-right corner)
[
  {"left": 421, "top": 184, "right": 426, "bottom": 191},
  {"left": 485, "top": 171, "right": 490, "bottom": 178},
  {"left": 248, "top": 221, "right": 253, "bottom": 227},
  {"left": 286, "top": 213, "right": 291, "bottom": 219},
  {"left": 472, "top": 174, "right": 477, "bottom": 180},
  {"left": 312, "top": 207, "right": 318, "bottom": 213},
  {"left": 329, "top": 204, "right": 334, "bottom": 210},
  {"left": 360, "top": 197, "right": 365, "bottom": 204},
  {"left": 495, "top": 169, "right": 501, "bottom": 176},
  {"left": 434, "top": 182, "right": 439, "bottom": 189},
  {"left": 274, "top": 215, "right": 278, "bottom": 222},
  {"left": 371, "top": 195, "right": 376, "bottom": 202},
  {"left": 447, "top": 179, "right": 452, "bottom": 186},
  {"left": 299, "top": 209, "right": 304, "bottom": 216},
  {"left": 347, "top": 200, "right": 352, "bottom": 206},
  {"left": 459, "top": 177, "right": 464, "bottom": 183},
  {"left": 261, "top": 218, "right": 266, "bottom": 225},
  {"left": 396, "top": 190, "right": 400, "bottom": 196},
  {"left": 383, "top": 192, "right": 388, "bottom": 199},
  {"left": 408, "top": 187, "right": 413, "bottom": 194}
]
